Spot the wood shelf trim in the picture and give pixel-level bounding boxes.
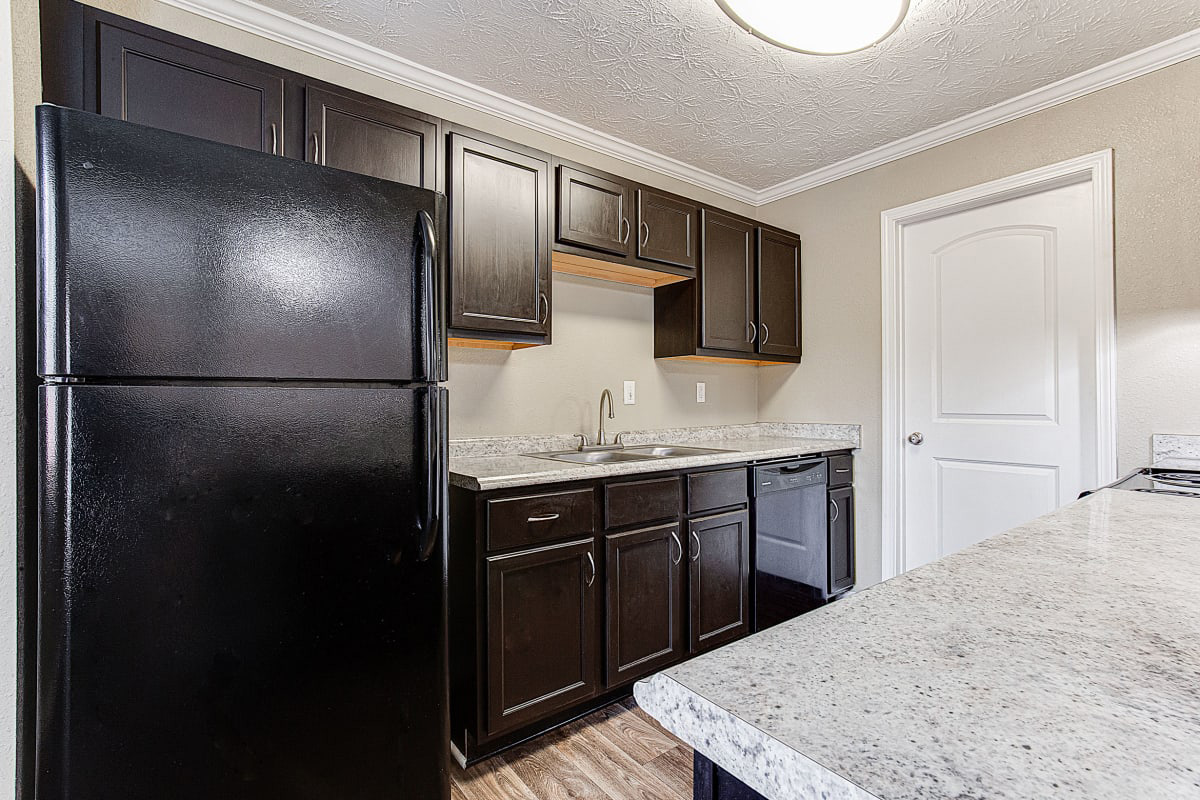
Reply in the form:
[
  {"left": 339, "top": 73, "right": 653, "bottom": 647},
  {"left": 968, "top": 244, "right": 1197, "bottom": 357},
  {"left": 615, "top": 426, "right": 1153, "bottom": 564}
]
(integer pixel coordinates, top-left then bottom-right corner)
[
  {"left": 448, "top": 337, "right": 543, "bottom": 351},
  {"left": 552, "top": 251, "right": 691, "bottom": 288},
  {"left": 657, "top": 354, "right": 797, "bottom": 367}
]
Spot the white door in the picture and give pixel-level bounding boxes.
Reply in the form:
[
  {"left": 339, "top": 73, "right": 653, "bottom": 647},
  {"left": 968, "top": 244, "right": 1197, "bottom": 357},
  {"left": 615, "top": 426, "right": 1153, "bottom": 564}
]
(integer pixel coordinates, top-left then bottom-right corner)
[{"left": 901, "top": 178, "right": 1100, "bottom": 571}]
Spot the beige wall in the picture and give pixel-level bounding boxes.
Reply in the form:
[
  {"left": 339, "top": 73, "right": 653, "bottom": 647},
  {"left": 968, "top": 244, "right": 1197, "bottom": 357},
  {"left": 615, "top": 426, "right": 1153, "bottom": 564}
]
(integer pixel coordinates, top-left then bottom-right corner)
[
  {"left": 447, "top": 274, "right": 758, "bottom": 437},
  {"left": 71, "top": 0, "right": 763, "bottom": 440},
  {"left": 757, "top": 56, "right": 1200, "bottom": 588}
]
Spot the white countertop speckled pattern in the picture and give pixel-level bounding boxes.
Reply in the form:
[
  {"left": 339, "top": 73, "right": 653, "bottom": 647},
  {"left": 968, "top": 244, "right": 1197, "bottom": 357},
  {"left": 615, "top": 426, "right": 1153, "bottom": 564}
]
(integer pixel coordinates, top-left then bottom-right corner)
[
  {"left": 1153, "top": 433, "right": 1200, "bottom": 463},
  {"left": 634, "top": 489, "right": 1200, "bottom": 800},
  {"left": 449, "top": 423, "right": 859, "bottom": 490}
]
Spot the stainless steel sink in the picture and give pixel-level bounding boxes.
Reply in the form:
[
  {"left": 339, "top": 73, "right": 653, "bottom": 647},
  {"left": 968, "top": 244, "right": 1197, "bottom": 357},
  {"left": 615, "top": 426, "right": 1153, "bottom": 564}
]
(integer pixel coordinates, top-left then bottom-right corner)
[
  {"left": 527, "top": 444, "right": 733, "bottom": 464},
  {"left": 622, "top": 445, "right": 733, "bottom": 458},
  {"left": 527, "top": 450, "right": 661, "bottom": 464}
]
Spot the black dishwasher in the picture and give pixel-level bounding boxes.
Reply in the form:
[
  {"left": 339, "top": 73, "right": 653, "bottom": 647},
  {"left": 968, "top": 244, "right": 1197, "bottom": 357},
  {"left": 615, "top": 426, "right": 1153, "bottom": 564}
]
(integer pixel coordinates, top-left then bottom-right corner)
[{"left": 752, "top": 458, "right": 849, "bottom": 631}]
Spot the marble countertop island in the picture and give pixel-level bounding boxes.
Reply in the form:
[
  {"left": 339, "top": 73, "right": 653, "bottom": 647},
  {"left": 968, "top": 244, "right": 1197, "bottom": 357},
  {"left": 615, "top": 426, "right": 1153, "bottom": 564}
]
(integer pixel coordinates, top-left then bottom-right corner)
[{"left": 634, "top": 489, "right": 1200, "bottom": 800}]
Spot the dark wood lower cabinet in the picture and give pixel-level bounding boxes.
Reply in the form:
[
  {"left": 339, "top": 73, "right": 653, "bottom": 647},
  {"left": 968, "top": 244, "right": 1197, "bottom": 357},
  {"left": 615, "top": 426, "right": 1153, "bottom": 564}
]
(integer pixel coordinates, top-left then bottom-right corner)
[
  {"left": 485, "top": 538, "right": 598, "bottom": 737},
  {"left": 829, "top": 485, "right": 855, "bottom": 595},
  {"left": 694, "top": 752, "right": 768, "bottom": 800},
  {"left": 605, "top": 523, "right": 685, "bottom": 688},
  {"left": 688, "top": 509, "right": 751, "bottom": 653}
]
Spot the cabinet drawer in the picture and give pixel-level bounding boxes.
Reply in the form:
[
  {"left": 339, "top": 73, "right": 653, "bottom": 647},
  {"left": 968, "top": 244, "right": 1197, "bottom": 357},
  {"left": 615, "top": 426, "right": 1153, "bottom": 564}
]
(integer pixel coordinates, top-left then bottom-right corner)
[
  {"left": 828, "top": 454, "right": 853, "bottom": 488},
  {"left": 486, "top": 487, "right": 594, "bottom": 551},
  {"left": 687, "top": 468, "right": 747, "bottom": 515},
  {"left": 604, "top": 476, "right": 681, "bottom": 529}
]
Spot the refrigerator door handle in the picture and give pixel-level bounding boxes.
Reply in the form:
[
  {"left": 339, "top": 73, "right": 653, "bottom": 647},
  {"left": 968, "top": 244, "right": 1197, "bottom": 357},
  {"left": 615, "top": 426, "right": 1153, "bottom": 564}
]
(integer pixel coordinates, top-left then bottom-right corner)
[
  {"left": 418, "top": 210, "right": 442, "bottom": 383},
  {"left": 418, "top": 387, "right": 447, "bottom": 562}
]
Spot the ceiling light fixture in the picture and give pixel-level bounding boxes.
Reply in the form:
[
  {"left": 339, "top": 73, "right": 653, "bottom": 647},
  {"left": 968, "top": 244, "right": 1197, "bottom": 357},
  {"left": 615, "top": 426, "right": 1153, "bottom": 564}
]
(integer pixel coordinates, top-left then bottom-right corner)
[{"left": 716, "top": 0, "right": 911, "bottom": 55}]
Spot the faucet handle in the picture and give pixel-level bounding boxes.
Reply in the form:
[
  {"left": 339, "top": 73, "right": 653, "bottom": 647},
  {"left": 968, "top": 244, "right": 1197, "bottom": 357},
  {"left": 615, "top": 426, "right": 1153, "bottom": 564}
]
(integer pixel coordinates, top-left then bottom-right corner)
[
  {"left": 573, "top": 433, "right": 592, "bottom": 450},
  {"left": 614, "top": 431, "right": 628, "bottom": 446}
]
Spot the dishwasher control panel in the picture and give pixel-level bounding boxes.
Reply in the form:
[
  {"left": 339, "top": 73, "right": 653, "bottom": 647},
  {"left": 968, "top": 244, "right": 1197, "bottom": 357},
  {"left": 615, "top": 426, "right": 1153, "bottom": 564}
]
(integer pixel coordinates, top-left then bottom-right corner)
[{"left": 754, "top": 459, "right": 828, "bottom": 495}]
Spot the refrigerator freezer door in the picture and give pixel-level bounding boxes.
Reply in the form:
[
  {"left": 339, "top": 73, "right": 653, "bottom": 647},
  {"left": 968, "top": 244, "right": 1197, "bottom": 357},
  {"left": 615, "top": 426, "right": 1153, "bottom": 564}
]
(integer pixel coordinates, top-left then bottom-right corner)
[
  {"left": 37, "top": 384, "right": 449, "bottom": 799},
  {"left": 37, "top": 104, "right": 446, "bottom": 382}
]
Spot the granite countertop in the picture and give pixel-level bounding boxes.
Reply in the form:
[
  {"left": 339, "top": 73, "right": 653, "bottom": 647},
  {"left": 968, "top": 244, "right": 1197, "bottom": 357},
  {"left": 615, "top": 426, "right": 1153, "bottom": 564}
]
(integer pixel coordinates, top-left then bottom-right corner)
[
  {"left": 449, "top": 423, "right": 859, "bottom": 491},
  {"left": 634, "top": 489, "right": 1200, "bottom": 800}
]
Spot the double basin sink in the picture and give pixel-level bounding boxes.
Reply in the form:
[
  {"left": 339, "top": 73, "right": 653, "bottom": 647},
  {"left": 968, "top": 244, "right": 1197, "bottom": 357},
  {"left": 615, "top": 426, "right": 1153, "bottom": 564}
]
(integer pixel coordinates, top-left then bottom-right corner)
[{"left": 528, "top": 445, "right": 732, "bottom": 464}]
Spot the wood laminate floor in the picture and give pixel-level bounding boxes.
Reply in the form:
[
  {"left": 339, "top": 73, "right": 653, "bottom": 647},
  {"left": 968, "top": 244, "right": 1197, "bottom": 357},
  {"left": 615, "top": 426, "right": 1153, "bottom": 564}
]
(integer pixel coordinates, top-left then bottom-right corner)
[{"left": 451, "top": 698, "right": 693, "bottom": 800}]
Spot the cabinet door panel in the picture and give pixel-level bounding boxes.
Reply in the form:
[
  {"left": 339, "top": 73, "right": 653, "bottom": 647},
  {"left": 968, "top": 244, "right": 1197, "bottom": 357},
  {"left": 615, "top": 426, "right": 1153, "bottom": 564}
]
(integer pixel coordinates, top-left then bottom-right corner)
[
  {"left": 97, "top": 23, "right": 283, "bottom": 154},
  {"left": 637, "top": 189, "right": 697, "bottom": 270},
  {"left": 485, "top": 538, "right": 597, "bottom": 736},
  {"left": 305, "top": 86, "right": 436, "bottom": 189},
  {"left": 699, "top": 210, "right": 755, "bottom": 353},
  {"left": 557, "top": 166, "right": 632, "bottom": 256},
  {"left": 688, "top": 509, "right": 751, "bottom": 653},
  {"left": 605, "top": 524, "right": 685, "bottom": 687},
  {"left": 829, "top": 487, "right": 855, "bottom": 595},
  {"left": 757, "top": 228, "right": 802, "bottom": 358},
  {"left": 450, "top": 134, "right": 550, "bottom": 336}
]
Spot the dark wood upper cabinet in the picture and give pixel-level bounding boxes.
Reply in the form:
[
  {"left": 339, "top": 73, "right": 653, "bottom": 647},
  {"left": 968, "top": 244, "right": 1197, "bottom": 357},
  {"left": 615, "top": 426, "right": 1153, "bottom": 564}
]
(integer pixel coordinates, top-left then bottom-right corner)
[
  {"left": 484, "top": 537, "right": 598, "bottom": 737},
  {"left": 304, "top": 86, "right": 437, "bottom": 189},
  {"left": 556, "top": 165, "right": 633, "bottom": 257},
  {"left": 699, "top": 210, "right": 756, "bottom": 354},
  {"left": 637, "top": 189, "right": 698, "bottom": 270},
  {"left": 829, "top": 486, "right": 855, "bottom": 595},
  {"left": 448, "top": 131, "right": 551, "bottom": 340},
  {"left": 605, "top": 523, "right": 686, "bottom": 688},
  {"left": 96, "top": 22, "right": 284, "bottom": 154},
  {"left": 688, "top": 508, "right": 750, "bottom": 654},
  {"left": 756, "top": 228, "right": 802, "bottom": 359}
]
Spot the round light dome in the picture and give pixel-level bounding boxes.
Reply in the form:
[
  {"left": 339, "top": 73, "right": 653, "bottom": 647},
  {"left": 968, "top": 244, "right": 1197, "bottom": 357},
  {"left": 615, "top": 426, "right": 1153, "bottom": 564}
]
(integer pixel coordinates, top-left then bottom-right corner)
[{"left": 716, "top": 0, "right": 911, "bottom": 55}]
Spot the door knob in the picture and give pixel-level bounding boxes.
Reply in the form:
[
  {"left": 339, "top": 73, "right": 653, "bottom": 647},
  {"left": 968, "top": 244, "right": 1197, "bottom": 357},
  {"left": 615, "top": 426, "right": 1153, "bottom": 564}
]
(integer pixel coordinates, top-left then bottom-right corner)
[{"left": 908, "top": 432, "right": 924, "bottom": 445}]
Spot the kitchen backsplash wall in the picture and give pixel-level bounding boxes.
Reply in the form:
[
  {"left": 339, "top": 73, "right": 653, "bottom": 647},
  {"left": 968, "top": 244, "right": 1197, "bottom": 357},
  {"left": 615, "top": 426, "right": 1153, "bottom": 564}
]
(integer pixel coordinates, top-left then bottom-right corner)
[{"left": 445, "top": 273, "right": 763, "bottom": 438}]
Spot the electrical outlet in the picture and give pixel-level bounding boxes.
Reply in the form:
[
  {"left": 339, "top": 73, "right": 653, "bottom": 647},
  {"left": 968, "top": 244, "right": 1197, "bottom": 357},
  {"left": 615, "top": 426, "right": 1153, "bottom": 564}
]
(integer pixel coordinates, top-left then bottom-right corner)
[
  {"left": 623, "top": 380, "right": 636, "bottom": 405},
  {"left": 696, "top": 382, "right": 706, "bottom": 403}
]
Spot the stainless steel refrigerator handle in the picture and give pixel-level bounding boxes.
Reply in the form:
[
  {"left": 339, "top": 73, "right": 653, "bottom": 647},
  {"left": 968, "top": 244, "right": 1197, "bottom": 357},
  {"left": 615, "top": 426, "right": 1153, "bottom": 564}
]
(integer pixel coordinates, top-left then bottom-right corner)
[
  {"left": 689, "top": 529, "right": 701, "bottom": 562},
  {"left": 669, "top": 530, "right": 683, "bottom": 566},
  {"left": 585, "top": 551, "right": 596, "bottom": 587},
  {"left": 830, "top": 498, "right": 840, "bottom": 523},
  {"left": 419, "top": 210, "right": 439, "bottom": 381}
]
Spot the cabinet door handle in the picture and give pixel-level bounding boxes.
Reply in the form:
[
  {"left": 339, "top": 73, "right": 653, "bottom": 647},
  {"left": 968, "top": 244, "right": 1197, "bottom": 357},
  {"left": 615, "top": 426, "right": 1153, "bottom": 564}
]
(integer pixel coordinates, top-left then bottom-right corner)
[
  {"left": 527, "top": 513, "right": 559, "bottom": 523},
  {"left": 669, "top": 530, "right": 683, "bottom": 566},
  {"left": 747, "top": 322, "right": 757, "bottom": 343},
  {"left": 311, "top": 132, "right": 320, "bottom": 164},
  {"left": 830, "top": 498, "right": 840, "bottom": 523},
  {"left": 760, "top": 322, "right": 769, "bottom": 345},
  {"left": 585, "top": 551, "right": 596, "bottom": 587},
  {"left": 270, "top": 122, "right": 278, "bottom": 155},
  {"left": 538, "top": 292, "right": 549, "bottom": 325},
  {"left": 689, "top": 530, "right": 701, "bottom": 562},
  {"left": 835, "top": 468, "right": 851, "bottom": 474},
  {"left": 639, "top": 220, "right": 650, "bottom": 248},
  {"left": 619, "top": 217, "right": 630, "bottom": 244}
]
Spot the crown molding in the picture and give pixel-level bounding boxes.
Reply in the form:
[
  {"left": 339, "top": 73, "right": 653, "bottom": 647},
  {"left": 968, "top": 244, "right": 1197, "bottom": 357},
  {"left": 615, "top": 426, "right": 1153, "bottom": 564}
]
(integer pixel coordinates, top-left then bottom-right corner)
[
  {"left": 756, "top": 26, "right": 1200, "bottom": 203},
  {"left": 154, "top": 0, "right": 762, "bottom": 205},
  {"left": 149, "top": 0, "right": 1200, "bottom": 208}
]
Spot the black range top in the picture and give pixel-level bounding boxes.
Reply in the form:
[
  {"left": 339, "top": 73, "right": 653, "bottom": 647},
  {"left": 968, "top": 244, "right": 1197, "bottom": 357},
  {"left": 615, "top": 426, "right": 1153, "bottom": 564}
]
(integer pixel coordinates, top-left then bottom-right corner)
[{"left": 1098, "top": 467, "right": 1200, "bottom": 497}]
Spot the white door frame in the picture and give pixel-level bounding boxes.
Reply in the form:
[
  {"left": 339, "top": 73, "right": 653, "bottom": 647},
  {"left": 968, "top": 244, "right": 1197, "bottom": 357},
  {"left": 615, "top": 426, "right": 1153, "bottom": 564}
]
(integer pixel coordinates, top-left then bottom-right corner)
[{"left": 880, "top": 150, "right": 1117, "bottom": 581}]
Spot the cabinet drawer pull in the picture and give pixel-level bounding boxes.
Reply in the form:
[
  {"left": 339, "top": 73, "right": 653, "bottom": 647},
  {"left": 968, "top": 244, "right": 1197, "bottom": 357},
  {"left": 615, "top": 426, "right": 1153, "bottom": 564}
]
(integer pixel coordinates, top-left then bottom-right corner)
[
  {"left": 830, "top": 498, "right": 840, "bottom": 523},
  {"left": 585, "top": 551, "right": 596, "bottom": 587},
  {"left": 639, "top": 220, "right": 650, "bottom": 247},
  {"left": 747, "top": 322, "right": 757, "bottom": 343},
  {"left": 270, "top": 122, "right": 278, "bottom": 156},
  {"left": 538, "top": 292, "right": 549, "bottom": 325},
  {"left": 689, "top": 530, "right": 701, "bottom": 562},
  {"left": 619, "top": 217, "right": 630, "bottom": 244},
  {"left": 669, "top": 530, "right": 683, "bottom": 566},
  {"left": 760, "top": 322, "right": 769, "bottom": 345},
  {"left": 526, "top": 513, "right": 560, "bottom": 523},
  {"left": 311, "top": 131, "right": 321, "bottom": 163},
  {"left": 835, "top": 468, "right": 851, "bottom": 474}
]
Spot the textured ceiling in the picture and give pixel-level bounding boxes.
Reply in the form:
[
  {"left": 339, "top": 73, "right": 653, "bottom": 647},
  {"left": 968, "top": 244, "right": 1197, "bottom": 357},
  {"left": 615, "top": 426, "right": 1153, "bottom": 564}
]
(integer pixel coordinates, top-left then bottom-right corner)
[{"left": 258, "top": 0, "right": 1200, "bottom": 190}]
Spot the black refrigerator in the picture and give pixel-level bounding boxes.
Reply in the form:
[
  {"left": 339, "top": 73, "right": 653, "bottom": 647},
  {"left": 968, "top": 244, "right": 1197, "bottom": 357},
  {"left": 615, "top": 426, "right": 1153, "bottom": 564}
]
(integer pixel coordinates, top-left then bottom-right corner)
[{"left": 34, "top": 105, "right": 450, "bottom": 799}]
